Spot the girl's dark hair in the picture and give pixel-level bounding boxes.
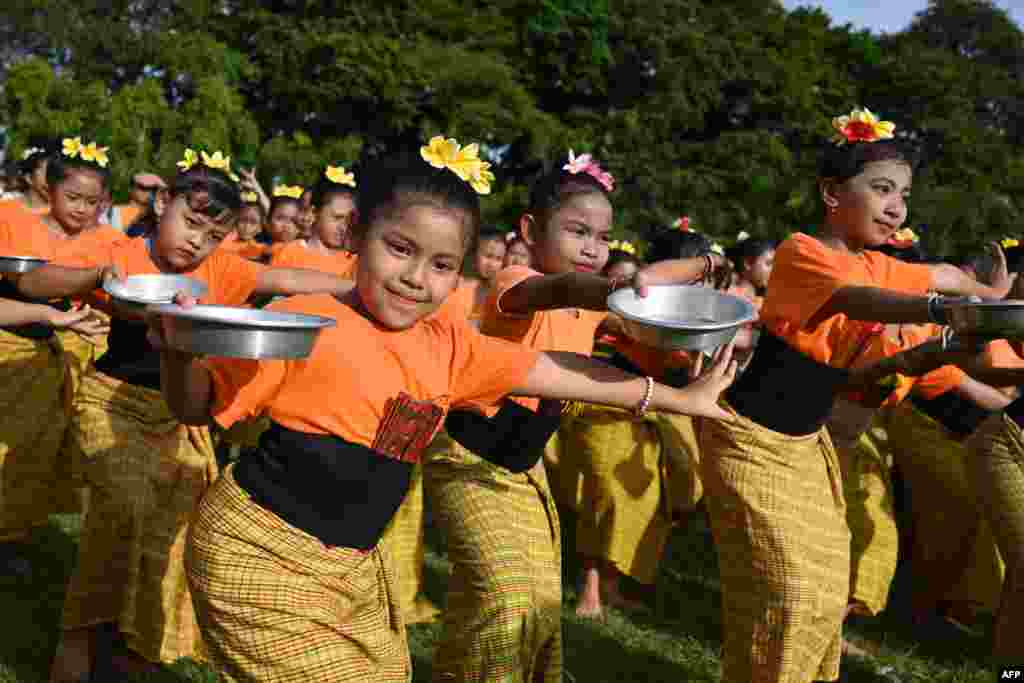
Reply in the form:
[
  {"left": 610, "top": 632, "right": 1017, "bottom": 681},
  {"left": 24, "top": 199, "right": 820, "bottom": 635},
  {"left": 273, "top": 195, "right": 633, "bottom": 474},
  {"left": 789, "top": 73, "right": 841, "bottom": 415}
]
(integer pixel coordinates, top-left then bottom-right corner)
[
  {"left": 19, "top": 140, "right": 57, "bottom": 175},
  {"left": 646, "top": 228, "right": 712, "bottom": 264},
  {"left": 818, "top": 140, "right": 920, "bottom": 183},
  {"left": 269, "top": 195, "right": 303, "bottom": 220},
  {"left": 871, "top": 242, "right": 931, "bottom": 264},
  {"left": 603, "top": 249, "right": 641, "bottom": 275},
  {"left": 527, "top": 156, "right": 611, "bottom": 224},
  {"left": 726, "top": 237, "right": 778, "bottom": 273},
  {"left": 240, "top": 200, "right": 266, "bottom": 221},
  {"left": 3, "top": 160, "right": 26, "bottom": 191},
  {"left": 354, "top": 151, "right": 482, "bottom": 250},
  {"left": 46, "top": 153, "right": 112, "bottom": 192},
  {"left": 478, "top": 226, "right": 507, "bottom": 245},
  {"left": 169, "top": 166, "right": 242, "bottom": 219},
  {"left": 311, "top": 174, "right": 358, "bottom": 210}
]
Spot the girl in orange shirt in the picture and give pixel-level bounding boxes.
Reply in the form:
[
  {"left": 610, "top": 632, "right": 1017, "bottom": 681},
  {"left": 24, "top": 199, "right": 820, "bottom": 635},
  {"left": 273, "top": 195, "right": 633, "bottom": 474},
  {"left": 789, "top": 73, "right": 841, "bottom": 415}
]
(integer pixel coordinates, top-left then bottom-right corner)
[
  {"left": 698, "top": 108, "right": 1008, "bottom": 683},
  {"left": 218, "top": 193, "right": 270, "bottom": 262},
  {"left": 446, "top": 227, "right": 507, "bottom": 326},
  {"left": 144, "top": 139, "right": 739, "bottom": 683},
  {"left": 263, "top": 184, "right": 305, "bottom": 246},
  {"left": 7, "top": 144, "right": 52, "bottom": 214},
  {"left": 424, "top": 152, "right": 733, "bottom": 683},
  {"left": 20, "top": 152, "right": 367, "bottom": 682}
]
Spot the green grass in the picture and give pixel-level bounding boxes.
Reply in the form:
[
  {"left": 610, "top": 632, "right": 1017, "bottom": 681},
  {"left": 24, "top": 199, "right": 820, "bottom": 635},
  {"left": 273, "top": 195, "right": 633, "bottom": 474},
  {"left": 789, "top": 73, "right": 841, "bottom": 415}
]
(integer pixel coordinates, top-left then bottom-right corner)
[{"left": 0, "top": 508, "right": 998, "bottom": 682}]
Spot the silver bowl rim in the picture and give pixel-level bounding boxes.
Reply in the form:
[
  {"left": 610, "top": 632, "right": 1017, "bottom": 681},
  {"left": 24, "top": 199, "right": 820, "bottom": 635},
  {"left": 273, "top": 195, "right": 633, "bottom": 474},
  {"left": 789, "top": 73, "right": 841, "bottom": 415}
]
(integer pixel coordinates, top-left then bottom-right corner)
[
  {"left": 148, "top": 303, "right": 337, "bottom": 330},
  {"left": 607, "top": 284, "right": 757, "bottom": 331},
  {"left": 947, "top": 299, "right": 1024, "bottom": 311},
  {"left": 103, "top": 274, "right": 209, "bottom": 305},
  {"left": 0, "top": 254, "right": 48, "bottom": 263}
]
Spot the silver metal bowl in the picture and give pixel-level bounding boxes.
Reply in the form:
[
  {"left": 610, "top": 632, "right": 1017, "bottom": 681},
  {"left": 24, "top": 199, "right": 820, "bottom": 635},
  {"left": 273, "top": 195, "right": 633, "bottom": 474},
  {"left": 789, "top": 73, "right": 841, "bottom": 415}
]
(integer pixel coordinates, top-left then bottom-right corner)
[
  {"left": 148, "top": 304, "right": 337, "bottom": 359},
  {"left": 946, "top": 299, "right": 1024, "bottom": 340},
  {"left": 104, "top": 274, "right": 209, "bottom": 307},
  {"left": 607, "top": 285, "right": 757, "bottom": 351},
  {"left": 0, "top": 255, "right": 48, "bottom": 273}
]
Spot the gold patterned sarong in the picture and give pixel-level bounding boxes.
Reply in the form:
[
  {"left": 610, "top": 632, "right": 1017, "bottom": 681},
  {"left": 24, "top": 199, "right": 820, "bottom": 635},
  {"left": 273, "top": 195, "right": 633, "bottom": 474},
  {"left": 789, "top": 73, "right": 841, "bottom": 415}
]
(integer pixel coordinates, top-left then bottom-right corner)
[
  {"left": 186, "top": 466, "right": 410, "bottom": 683},
  {"left": 424, "top": 431, "right": 561, "bottom": 683},
  {"left": 381, "top": 465, "right": 438, "bottom": 624},
  {"left": 834, "top": 422, "right": 899, "bottom": 616},
  {"left": 699, "top": 406, "right": 849, "bottom": 683},
  {"left": 0, "top": 330, "right": 69, "bottom": 541},
  {"left": 61, "top": 370, "right": 216, "bottom": 664},
  {"left": 885, "top": 402, "right": 1004, "bottom": 615},
  {"left": 964, "top": 413, "right": 1024, "bottom": 661}
]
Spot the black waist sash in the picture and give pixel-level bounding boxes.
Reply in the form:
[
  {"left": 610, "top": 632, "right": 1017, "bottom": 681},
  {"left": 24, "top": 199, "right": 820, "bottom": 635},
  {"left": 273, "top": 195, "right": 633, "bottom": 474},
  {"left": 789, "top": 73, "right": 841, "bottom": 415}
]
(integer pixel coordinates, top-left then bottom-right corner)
[
  {"left": 445, "top": 398, "right": 561, "bottom": 473},
  {"left": 1005, "top": 393, "right": 1024, "bottom": 430},
  {"left": 910, "top": 390, "right": 992, "bottom": 439},
  {"left": 94, "top": 317, "right": 162, "bottom": 390},
  {"left": 725, "top": 331, "right": 851, "bottom": 436},
  {"left": 0, "top": 277, "right": 63, "bottom": 340},
  {"left": 233, "top": 423, "right": 414, "bottom": 550}
]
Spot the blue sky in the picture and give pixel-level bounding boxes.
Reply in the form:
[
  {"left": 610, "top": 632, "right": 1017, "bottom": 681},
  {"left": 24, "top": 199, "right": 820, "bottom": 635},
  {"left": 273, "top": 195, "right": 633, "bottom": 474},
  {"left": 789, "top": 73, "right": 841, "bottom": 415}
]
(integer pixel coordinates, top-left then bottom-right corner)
[{"left": 781, "top": 0, "right": 1024, "bottom": 34}]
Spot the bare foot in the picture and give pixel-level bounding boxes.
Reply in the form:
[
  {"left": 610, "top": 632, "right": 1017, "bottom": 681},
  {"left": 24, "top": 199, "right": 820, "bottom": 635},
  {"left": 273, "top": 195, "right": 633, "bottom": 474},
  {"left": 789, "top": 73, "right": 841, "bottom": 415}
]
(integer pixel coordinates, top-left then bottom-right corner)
[
  {"left": 575, "top": 564, "right": 604, "bottom": 619},
  {"left": 49, "top": 629, "right": 92, "bottom": 683}
]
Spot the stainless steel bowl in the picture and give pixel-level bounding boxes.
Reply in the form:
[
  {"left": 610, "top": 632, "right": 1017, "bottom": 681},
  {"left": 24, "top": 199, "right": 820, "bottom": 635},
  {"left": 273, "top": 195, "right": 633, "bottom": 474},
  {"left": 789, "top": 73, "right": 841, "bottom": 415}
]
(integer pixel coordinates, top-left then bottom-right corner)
[
  {"left": 607, "top": 285, "right": 757, "bottom": 351},
  {"left": 946, "top": 299, "right": 1024, "bottom": 340},
  {"left": 104, "top": 274, "right": 209, "bottom": 307},
  {"left": 148, "top": 304, "right": 337, "bottom": 359},
  {"left": 0, "top": 255, "right": 48, "bottom": 273}
]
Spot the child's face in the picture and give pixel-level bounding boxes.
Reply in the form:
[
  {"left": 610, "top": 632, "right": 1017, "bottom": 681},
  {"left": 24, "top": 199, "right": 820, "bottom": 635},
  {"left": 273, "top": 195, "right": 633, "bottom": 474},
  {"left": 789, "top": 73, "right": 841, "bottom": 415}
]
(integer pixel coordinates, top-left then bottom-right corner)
[
  {"left": 154, "top": 195, "right": 235, "bottom": 272},
  {"left": 504, "top": 240, "right": 531, "bottom": 268},
  {"left": 236, "top": 205, "right": 263, "bottom": 241},
  {"left": 314, "top": 194, "right": 356, "bottom": 251},
  {"left": 745, "top": 248, "right": 775, "bottom": 290},
  {"left": 354, "top": 204, "right": 467, "bottom": 330},
  {"left": 606, "top": 259, "right": 637, "bottom": 283},
  {"left": 28, "top": 160, "right": 48, "bottom": 197},
  {"left": 530, "top": 193, "right": 613, "bottom": 275},
  {"left": 49, "top": 168, "right": 105, "bottom": 236},
  {"left": 267, "top": 202, "right": 301, "bottom": 243},
  {"left": 475, "top": 238, "right": 506, "bottom": 281},
  {"left": 825, "top": 160, "right": 911, "bottom": 249}
]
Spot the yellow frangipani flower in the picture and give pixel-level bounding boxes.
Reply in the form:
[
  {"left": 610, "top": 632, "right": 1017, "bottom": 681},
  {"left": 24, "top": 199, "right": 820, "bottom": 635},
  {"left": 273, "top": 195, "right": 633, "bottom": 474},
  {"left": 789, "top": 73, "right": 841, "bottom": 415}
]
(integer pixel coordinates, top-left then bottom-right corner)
[
  {"left": 421, "top": 136, "right": 494, "bottom": 195},
  {"left": 831, "top": 107, "right": 896, "bottom": 145},
  {"left": 325, "top": 165, "right": 356, "bottom": 187},
  {"left": 421, "top": 136, "right": 461, "bottom": 170},
  {"left": 79, "top": 142, "right": 110, "bottom": 168},
  {"left": 241, "top": 191, "right": 259, "bottom": 203},
  {"left": 201, "top": 150, "right": 231, "bottom": 172},
  {"left": 1001, "top": 237, "right": 1019, "bottom": 249},
  {"left": 469, "top": 161, "right": 495, "bottom": 195},
  {"left": 177, "top": 148, "right": 199, "bottom": 172},
  {"left": 62, "top": 137, "right": 83, "bottom": 159},
  {"left": 273, "top": 185, "right": 304, "bottom": 199}
]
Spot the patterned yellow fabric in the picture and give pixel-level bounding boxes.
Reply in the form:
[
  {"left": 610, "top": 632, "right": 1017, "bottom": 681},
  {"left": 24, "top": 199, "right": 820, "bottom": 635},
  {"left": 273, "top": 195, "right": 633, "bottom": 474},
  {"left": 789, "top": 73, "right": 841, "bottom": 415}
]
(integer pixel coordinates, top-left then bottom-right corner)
[
  {"left": 885, "top": 402, "right": 1004, "bottom": 614},
  {"left": 424, "top": 431, "right": 561, "bottom": 683},
  {"left": 699, "top": 406, "right": 849, "bottom": 683},
  {"left": 835, "top": 422, "right": 899, "bottom": 616},
  {"left": 540, "top": 427, "right": 580, "bottom": 512},
  {"left": 186, "top": 467, "right": 410, "bottom": 683},
  {"left": 0, "top": 330, "right": 69, "bottom": 541},
  {"left": 381, "top": 465, "right": 438, "bottom": 624},
  {"left": 61, "top": 370, "right": 216, "bottom": 664},
  {"left": 965, "top": 413, "right": 1024, "bottom": 661},
  {"left": 559, "top": 406, "right": 694, "bottom": 585},
  {"left": 656, "top": 412, "right": 704, "bottom": 514}
]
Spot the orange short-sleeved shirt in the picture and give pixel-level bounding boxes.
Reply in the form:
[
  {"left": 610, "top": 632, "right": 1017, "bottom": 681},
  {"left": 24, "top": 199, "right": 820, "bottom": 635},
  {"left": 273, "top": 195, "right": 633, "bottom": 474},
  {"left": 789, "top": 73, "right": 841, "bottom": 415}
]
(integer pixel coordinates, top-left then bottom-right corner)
[
  {"left": 762, "top": 233, "right": 932, "bottom": 366},
  {"left": 0, "top": 199, "right": 47, "bottom": 216},
  {"left": 62, "top": 236, "right": 266, "bottom": 306},
  {"left": 479, "top": 265, "right": 606, "bottom": 412},
  {"left": 269, "top": 241, "right": 357, "bottom": 279},
  {"left": 219, "top": 233, "right": 270, "bottom": 261},
  {"left": 0, "top": 203, "right": 122, "bottom": 263},
  {"left": 447, "top": 278, "right": 487, "bottom": 323},
  {"left": 206, "top": 293, "right": 541, "bottom": 444}
]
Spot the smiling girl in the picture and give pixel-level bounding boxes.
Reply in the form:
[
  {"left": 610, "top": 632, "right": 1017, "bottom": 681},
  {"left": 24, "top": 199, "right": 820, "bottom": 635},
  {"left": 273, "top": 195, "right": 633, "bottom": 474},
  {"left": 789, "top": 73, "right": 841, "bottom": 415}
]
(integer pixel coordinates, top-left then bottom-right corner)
[
  {"left": 699, "top": 108, "right": 1008, "bottom": 683},
  {"left": 140, "top": 139, "right": 740, "bottom": 682},
  {"left": 19, "top": 150, "right": 367, "bottom": 682}
]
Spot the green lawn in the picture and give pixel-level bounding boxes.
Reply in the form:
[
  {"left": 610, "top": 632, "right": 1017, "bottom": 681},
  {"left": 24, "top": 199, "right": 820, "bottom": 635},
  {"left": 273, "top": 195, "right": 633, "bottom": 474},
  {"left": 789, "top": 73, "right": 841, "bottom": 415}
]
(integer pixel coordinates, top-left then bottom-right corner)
[{"left": 0, "top": 508, "right": 997, "bottom": 682}]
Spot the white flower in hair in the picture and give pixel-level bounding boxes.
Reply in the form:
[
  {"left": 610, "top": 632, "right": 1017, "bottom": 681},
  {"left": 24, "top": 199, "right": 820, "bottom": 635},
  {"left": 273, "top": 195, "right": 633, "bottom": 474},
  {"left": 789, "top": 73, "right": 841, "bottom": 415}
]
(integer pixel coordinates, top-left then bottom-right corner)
[
  {"left": 21, "top": 147, "right": 43, "bottom": 160},
  {"left": 736, "top": 231, "right": 750, "bottom": 242}
]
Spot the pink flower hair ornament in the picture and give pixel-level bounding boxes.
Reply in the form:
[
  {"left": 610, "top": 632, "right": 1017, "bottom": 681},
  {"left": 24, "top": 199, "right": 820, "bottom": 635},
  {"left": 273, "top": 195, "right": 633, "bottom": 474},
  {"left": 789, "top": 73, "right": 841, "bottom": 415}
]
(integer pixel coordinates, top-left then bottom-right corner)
[{"left": 563, "top": 150, "right": 615, "bottom": 192}]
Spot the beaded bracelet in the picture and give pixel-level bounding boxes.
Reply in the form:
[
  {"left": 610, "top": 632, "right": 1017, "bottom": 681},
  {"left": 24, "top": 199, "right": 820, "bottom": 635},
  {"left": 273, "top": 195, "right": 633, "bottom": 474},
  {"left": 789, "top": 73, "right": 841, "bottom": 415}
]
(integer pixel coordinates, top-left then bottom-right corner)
[{"left": 634, "top": 376, "right": 655, "bottom": 417}]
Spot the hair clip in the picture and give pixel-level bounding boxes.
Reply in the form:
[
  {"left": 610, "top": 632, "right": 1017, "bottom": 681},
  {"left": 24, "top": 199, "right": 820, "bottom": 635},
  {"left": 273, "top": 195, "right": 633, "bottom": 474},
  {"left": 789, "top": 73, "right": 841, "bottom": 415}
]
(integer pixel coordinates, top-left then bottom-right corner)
[
  {"left": 563, "top": 150, "right": 614, "bottom": 192},
  {"left": 62, "top": 137, "right": 109, "bottom": 168},
  {"left": 421, "top": 136, "right": 494, "bottom": 195},
  {"left": 831, "top": 107, "right": 896, "bottom": 145},
  {"left": 673, "top": 216, "right": 691, "bottom": 232}
]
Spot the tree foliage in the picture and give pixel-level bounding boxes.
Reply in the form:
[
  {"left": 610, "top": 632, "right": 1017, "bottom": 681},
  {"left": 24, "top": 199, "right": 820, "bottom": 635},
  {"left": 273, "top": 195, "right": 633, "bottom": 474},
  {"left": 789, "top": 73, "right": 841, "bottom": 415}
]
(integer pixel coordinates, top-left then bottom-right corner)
[{"left": 2, "top": 0, "right": 1023, "bottom": 257}]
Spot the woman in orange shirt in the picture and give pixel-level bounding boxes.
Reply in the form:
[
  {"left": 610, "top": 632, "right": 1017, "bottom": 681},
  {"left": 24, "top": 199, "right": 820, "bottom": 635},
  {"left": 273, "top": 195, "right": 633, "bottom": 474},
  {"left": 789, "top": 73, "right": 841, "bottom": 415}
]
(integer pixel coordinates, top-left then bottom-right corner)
[
  {"left": 144, "top": 141, "right": 739, "bottom": 683},
  {"left": 19, "top": 153, "right": 367, "bottom": 682},
  {"left": 698, "top": 108, "right": 1009, "bottom": 683},
  {"left": 424, "top": 152, "right": 733, "bottom": 682},
  {"left": 0, "top": 143, "right": 114, "bottom": 580}
]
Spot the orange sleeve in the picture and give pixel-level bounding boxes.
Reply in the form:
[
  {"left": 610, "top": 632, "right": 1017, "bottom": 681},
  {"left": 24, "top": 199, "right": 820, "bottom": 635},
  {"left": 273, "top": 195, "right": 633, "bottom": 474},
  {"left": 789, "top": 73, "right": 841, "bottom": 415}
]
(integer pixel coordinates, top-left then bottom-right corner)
[
  {"left": 443, "top": 280, "right": 477, "bottom": 321},
  {"left": 203, "top": 250, "right": 268, "bottom": 305},
  {"left": 482, "top": 265, "right": 542, "bottom": 340},
  {"left": 913, "top": 365, "right": 966, "bottom": 400},
  {"left": 0, "top": 204, "right": 56, "bottom": 258},
  {"left": 206, "top": 357, "right": 287, "bottom": 429},
  {"left": 448, "top": 318, "right": 541, "bottom": 408},
  {"left": 863, "top": 250, "right": 932, "bottom": 295}
]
